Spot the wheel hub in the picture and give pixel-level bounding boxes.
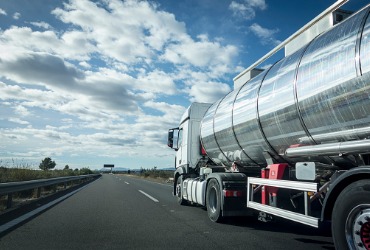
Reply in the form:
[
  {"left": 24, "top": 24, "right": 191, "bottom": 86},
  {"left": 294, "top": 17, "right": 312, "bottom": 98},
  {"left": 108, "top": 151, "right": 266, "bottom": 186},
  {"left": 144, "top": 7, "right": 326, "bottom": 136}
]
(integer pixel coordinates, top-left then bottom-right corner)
[
  {"left": 208, "top": 187, "right": 217, "bottom": 213},
  {"left": 360, "top": 221, "right": 370, "bottom": 249},
  {"left": 347, "top": 206, "right": 370, "bottom": 249},
  {"left": 353, "top": 209, "right": 370, "bottom": 249},
  {"left": 176, "top": 182, "right": 181, "bottom": 197}
]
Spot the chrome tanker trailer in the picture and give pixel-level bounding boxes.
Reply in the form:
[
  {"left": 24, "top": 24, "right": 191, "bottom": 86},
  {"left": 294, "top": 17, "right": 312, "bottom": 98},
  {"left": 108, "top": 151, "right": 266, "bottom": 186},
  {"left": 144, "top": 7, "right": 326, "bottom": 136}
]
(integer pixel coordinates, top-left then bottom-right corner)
[{"left": 168, "top": 2, "right": 370, "bottom": 249}]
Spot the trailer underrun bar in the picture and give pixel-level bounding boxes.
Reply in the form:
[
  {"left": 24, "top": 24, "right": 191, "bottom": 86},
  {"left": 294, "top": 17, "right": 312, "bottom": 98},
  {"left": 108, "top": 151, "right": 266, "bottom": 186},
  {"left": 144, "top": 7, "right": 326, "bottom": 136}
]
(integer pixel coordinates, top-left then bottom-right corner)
[{"left": 247, "top": 177, "right": 319, "bottom": 228}]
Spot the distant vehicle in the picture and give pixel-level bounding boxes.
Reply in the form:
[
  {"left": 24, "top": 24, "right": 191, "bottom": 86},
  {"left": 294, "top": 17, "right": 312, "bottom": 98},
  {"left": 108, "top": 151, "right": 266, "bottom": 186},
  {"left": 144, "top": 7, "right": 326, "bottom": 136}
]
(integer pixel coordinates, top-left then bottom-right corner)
[{"left": 168, "top": 3, "right": 370, "bottom": 249}]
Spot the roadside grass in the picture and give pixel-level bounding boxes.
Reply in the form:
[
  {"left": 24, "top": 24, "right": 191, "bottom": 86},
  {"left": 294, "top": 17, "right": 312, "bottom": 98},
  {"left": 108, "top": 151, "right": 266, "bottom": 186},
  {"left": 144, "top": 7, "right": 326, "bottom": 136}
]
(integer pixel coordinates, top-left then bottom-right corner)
[
  {"left": 139, "top": 169, "right": 173, "bottom": 180},
  {"left": 0, "top": 167, "right": 86, "bottom": 183},
  {"left": 0, "top": 161, "right": 97, "bottom": 213}
]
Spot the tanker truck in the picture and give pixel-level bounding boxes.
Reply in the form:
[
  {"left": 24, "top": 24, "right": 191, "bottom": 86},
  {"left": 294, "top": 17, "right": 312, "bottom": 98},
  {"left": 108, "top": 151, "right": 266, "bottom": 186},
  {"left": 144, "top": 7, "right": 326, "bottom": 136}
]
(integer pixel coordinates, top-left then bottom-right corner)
[{"left": 168, "top": 2, "right": 370, "bottom": 250}]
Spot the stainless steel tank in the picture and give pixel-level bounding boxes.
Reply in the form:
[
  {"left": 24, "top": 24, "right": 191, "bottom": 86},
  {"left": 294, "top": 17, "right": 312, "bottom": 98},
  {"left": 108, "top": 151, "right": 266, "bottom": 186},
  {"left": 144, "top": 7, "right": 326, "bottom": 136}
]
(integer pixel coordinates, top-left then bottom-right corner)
[{"left": 200, "top": 5, "right": 370, "bottom": 168}]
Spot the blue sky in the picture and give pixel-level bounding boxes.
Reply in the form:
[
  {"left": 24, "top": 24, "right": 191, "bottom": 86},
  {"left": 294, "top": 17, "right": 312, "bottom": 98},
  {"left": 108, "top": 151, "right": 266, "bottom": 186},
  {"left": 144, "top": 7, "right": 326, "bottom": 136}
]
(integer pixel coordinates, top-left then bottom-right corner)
[{"left": 0, "top": 0, "right": 367, "bottom": 170}]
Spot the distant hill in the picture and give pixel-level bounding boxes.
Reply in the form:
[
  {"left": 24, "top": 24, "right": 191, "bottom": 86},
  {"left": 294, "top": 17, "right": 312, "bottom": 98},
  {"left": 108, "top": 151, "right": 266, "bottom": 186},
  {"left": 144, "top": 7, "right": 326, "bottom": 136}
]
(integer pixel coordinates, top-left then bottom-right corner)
[{"left": 160, "top": 167, "right": 176, "bottom": 171}]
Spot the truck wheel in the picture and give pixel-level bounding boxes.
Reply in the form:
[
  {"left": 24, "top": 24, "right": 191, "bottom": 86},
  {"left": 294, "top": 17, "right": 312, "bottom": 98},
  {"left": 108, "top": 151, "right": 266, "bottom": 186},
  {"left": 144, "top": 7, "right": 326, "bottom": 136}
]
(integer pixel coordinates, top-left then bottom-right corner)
[
  {"left": 332, "top": 179, "right": 370, "bottom": 250},
  {"left": 206, "top": 179, "right": 222, "bottom": 222},
  {"left": 176, "top": 176, "right": 186, "bottom": 205}
]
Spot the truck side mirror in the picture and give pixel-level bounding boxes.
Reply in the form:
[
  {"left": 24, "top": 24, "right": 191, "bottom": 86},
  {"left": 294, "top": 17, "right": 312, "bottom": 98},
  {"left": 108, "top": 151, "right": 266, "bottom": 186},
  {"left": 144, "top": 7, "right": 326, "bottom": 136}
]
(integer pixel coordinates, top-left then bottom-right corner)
[
  {"left": 168, "top": 130, "right": 174, "bottom": 148},
  {"left": 167, "top": 127, "right": 179, "bottom": 150}
]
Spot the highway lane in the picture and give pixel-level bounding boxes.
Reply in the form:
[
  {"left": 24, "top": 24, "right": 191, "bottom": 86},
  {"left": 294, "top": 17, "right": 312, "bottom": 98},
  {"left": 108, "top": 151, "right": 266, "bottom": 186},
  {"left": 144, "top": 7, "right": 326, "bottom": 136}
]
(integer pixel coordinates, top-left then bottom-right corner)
[{"left": 0, "top": 174, "right": 334, "bottom": 250}]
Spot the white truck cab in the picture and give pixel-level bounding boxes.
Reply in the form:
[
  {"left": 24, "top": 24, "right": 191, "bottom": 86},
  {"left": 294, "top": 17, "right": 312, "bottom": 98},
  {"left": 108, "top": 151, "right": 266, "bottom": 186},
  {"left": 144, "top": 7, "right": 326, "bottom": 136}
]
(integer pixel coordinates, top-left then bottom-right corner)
[{"left": 168, "top": 103, "right": 211, "bottom": 170}]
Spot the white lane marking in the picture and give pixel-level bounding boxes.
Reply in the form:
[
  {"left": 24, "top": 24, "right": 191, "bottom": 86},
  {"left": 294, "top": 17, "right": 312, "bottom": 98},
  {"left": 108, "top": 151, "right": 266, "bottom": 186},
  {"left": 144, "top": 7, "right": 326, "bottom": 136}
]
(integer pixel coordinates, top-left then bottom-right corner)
[
  {"left": 124, "top": 182, "right": 130, "bottom": 185},
  {"left": 0, "top": 182, "right": 92, "bottom": 234},
  {"left": 138, "top": 190, "right": 159, "bottom": 203}
]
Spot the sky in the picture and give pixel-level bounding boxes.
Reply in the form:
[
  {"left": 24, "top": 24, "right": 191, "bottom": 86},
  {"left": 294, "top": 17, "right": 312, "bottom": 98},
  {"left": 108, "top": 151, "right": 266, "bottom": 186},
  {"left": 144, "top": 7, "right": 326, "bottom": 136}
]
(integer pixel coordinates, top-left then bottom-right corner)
[{"left": 0, "top": 0, "right": 368, "bottom": 170}]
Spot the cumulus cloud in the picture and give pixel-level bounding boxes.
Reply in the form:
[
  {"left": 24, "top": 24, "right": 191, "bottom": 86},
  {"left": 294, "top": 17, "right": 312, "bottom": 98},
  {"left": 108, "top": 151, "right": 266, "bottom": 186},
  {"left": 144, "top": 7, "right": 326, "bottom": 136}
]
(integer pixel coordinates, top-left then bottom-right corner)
[
  {"left": 51, "top": 0, "right": 186, "bottom": 64},
  {"left": 82, "top": 81, "right": 140, "bottom": 113},
  {"left": 92, "top": 133, "right": 138, "bottom": 147},
  {"left": 228, "top": 0, "right": 280, "bottom": 48},
  {"left": 30, "top": 21, "right": 52, "bottom": 29},
  {"left": 0, "top": 0, "right": 241, "bottom": 168},
  {"left": 162, "top": 34, "right": 238, "bottom": 67},
  {"left": 8, "top": 117, "right": 29, "bottom": 125},
  {"left": 14, "top": 105, "right": 31, "bottom": 116},
  {"left": 0, "top": 52, "right": 84, "bottom": 87},
  {"left": 229, "top": 0, "right": 267, "bottom": 20},
  {"left": 187, "top": 81, "right": 231, "bottom": 103},
  {"left": 0, "top": 82, "right": 62, "bottom": 107},
  {"left": 143, "top": 101, "right": 185, "bottom": 120},
  {"left": 13, "top": 12, "right": 21, "bottom": 20},
  {"left": 249, "top": 23, "right": 281, "bottom": 46},
  {"left": 0, "top": 52, "right": 140, "bottom": 114},
  {"left": 137, "top": 70, "right": 177, "bottom": 95},
  {"left": 50, "top": 0, "right": 237, "bottom": 71},
  {"left": 0, "top": 26, "right": 94, "bottom": 61},
  {"left": 0, "top": 0, "right": 237, "bottom": 104},
  {"left": 0, "top": 8, "right": 6, "bottom": 16}
]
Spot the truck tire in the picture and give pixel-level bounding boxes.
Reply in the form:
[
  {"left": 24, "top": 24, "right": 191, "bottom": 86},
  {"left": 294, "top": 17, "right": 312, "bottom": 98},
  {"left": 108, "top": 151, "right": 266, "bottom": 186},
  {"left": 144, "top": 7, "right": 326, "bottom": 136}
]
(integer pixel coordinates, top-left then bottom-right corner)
[
  {"left": 206, "top": 179, "right": 222, "bottom": 222},
  {"left": 176, "top": 176, "right": 186, "bottom": 205},
  {"left": 332, "top": 179, "right": 370, "bottom": 250}
]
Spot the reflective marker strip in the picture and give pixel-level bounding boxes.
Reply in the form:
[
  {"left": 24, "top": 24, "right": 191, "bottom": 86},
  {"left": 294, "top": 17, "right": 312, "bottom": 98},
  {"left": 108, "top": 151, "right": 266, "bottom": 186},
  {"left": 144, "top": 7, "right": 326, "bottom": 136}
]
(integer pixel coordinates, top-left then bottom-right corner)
[
  {"left": 139, "top": 190, "right": 159, "bottom": 203},
  {"left": 223, "top": 190, "right": 243, "bottom": 197}
]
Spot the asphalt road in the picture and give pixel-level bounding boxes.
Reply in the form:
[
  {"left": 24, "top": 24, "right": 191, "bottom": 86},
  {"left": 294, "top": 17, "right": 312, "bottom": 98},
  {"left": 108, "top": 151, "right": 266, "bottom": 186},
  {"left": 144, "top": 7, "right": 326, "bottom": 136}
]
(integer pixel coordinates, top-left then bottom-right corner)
[{"left": 0, "top": 174, "right": 334, "bottom": 250}]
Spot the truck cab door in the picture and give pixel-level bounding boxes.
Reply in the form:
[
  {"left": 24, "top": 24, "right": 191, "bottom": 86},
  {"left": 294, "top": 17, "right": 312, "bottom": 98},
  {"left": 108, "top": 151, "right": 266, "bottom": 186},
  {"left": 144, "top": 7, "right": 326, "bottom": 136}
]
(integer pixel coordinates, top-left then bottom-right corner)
[
  {"left": 168, "top": 127, "right": 182, "bottom": 168},
  {"left": 175, "top": 128, "right": 184, "bottom": 168},
  {"left": 178, "top": 120, "right": 190, "bottom": 168},
  {"left": 168, "top": 124, "right": 187, "bottom": 168}
]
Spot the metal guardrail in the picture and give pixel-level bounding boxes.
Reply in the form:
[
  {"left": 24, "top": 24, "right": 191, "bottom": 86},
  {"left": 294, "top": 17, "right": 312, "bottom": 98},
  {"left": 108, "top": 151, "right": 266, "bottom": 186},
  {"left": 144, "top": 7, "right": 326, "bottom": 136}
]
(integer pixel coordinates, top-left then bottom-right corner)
[{"left": 0, "top": 174, "right": 101, "bottom": 209}]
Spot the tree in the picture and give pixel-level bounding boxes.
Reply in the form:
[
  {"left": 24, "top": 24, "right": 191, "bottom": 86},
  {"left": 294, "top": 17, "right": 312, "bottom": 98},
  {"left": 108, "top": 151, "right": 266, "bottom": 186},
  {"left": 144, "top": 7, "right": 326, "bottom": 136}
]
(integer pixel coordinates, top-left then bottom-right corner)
[
  {"left": 39, "top": 157, "right": 56, "bottom": 171},
  {"left": 80, "top": 167, "right": 93, "bottom": 175},
  {"left": 64, "top": 165, "right": 70, "bottom": 170}
]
